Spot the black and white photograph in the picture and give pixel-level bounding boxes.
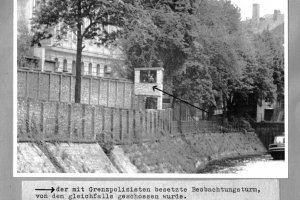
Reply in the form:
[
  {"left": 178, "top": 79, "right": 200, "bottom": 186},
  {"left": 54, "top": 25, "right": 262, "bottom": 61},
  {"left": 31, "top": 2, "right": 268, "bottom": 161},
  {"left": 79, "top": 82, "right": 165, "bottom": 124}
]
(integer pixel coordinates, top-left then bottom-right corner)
[{"left": 15, "top": 0, "right": 288, "bottom": 177}]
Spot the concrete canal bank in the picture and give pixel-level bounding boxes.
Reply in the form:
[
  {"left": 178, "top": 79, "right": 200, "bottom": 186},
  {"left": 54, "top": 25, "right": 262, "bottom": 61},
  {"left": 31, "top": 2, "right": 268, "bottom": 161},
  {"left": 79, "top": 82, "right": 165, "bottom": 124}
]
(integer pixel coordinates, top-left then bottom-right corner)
[{"left": 17, "top": 131, "right": 266, "bottom": 173}]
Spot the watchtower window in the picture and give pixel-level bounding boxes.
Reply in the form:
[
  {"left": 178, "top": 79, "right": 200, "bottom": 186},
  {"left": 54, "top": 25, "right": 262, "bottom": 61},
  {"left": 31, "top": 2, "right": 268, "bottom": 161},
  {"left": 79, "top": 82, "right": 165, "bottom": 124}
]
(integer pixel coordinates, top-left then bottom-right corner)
[{"left": 140, "top": 70, "right": 157, "bottom": 83}]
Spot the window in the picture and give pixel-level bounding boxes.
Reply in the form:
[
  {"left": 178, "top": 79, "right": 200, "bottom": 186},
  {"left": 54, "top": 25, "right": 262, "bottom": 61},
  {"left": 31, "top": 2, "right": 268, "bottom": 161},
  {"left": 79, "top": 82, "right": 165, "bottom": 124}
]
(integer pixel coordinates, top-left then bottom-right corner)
[
  {"left": 63, "top": 59, "right": 68, "bottom": 72},
  {"left": 104, "top": 65, "right": 112, "bottom": 76},
  {"left": 88, "top": 63, "right": 92, "bottom": 75},
  {"left": 72, "top": 61, "right": 76, "bottom": 75},
  {"left": 54, "top": 58, "right": 59, "bottom": 71},
  {"left": 163, "top": 98, "right": 171, "bottom": 103},
  {"left": 97, "top": 64, "right": 101, "bottom": 76},
  {"left": 140, "top": 70, "right": 157, "bottom": 83}
]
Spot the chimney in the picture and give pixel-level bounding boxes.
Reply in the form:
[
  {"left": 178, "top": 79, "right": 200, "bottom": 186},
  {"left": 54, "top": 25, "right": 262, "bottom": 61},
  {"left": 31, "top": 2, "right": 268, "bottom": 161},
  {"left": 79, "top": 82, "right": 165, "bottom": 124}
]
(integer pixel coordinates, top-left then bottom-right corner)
[
  {"left": 252, "top": 4, "right": 260, "bottom": 25},
  {"left": 273, "top": 9, "right": 280, "bottom": 21}
]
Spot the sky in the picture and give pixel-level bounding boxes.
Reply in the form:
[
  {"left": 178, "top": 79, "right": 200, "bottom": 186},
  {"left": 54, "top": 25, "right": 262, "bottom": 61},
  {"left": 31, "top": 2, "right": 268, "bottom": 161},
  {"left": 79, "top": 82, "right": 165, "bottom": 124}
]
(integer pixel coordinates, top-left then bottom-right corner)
[{"left": 229, "top": 0, "right": 287, "bottom": 20}]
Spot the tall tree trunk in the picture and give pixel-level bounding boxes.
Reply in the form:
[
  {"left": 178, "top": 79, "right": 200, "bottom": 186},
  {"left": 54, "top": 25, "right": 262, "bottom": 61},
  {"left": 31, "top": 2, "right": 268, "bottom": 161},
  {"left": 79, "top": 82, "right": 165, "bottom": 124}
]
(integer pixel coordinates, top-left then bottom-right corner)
[
  {"left": 74, "top": 36, "right": 83, "bottom": 103},
  {"left": 75, "top": 13, "right": 83, "bottom": 103},
  {"left": 222, "top": 92, "right": 227, "bottom": 124}
]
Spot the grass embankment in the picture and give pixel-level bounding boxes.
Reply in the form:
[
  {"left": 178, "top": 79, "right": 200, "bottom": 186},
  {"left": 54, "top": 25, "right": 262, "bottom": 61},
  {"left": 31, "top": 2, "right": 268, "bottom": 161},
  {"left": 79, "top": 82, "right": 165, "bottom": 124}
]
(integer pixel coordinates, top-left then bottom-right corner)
[
  {"left": 17, "top": 131, "right": 266, "bottom": 173},
  {"left": 119, "top": 132, "right": 266, "bottom": 173}
]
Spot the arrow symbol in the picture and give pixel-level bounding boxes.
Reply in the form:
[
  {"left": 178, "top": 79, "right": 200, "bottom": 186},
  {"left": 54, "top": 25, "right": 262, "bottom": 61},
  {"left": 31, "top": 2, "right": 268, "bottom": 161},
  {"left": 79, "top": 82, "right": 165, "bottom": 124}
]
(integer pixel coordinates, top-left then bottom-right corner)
[
  {"left": 152, "top": 86, "right": 209, "bottom": 113},
  {"left": 35, "top": 187, "right": 55, "bottom": 193}
]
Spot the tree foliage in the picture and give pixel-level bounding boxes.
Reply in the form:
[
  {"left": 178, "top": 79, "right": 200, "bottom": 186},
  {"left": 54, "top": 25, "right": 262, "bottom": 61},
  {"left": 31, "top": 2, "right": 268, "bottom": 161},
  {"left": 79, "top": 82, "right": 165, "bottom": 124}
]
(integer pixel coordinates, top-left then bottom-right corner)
[
  {"left": 17, "top": 18, "right": 34, "bottom": 67},
  {"left": 120, "top": 0, "right": 284, "bottom": 120},
  {"left": 29, "top": 0, "right": 284, "bottom": 120}
]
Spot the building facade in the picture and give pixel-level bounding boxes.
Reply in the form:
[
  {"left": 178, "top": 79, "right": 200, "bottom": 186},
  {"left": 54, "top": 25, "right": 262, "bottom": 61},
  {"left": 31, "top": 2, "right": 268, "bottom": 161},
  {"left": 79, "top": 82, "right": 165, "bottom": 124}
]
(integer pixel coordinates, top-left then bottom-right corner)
[{"left": 18, "top": 0, "right": 125, "bottom": 78}]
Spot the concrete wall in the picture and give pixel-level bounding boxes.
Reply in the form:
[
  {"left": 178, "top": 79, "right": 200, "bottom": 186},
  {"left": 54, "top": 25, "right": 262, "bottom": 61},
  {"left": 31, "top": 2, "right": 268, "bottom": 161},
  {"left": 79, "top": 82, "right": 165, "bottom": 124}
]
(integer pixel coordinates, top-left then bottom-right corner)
[
  {"left": 17, "top": 98, "right": 172, "bottom": 144},
  {"left": 18, "top": 70, "right": 134, "bottom": 109},
  {"left": 18, "top": 98, "right": 247, "bottom": 144}
]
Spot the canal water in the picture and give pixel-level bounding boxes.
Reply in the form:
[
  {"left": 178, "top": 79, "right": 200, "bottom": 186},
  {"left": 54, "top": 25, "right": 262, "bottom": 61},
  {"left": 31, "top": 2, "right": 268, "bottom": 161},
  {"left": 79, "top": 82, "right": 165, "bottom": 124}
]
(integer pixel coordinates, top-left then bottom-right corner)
[{"left": 198, "top": 154, "right": 286, "bottom": 177}]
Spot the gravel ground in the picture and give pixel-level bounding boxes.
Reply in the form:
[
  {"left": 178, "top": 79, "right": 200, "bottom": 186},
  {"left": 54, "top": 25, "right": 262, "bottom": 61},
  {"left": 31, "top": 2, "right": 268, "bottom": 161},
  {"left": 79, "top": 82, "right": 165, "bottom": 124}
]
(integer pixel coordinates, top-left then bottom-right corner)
[{"left": 198, "top": 154, "right": 287, "bottom": 177}]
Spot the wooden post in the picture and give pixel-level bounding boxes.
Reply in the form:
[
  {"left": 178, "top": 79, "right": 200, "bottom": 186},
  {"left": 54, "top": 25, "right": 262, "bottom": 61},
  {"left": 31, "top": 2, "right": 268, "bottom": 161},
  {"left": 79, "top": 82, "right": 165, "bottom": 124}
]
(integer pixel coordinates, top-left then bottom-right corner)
[
  {"left": 89, "top": 77, "right": 92, "bottom": 104},
  {"left": 143, "top": 111, "right": 147, "bottom": 139},
  {"left": 40, "top": 102, "right": 45, "bottom": 139},
  {"left": 111, "top": 108, "right": 114, "bottom": 136},
  {"left": 37, "top": 72, "right": 40, "bottom": 99},
  {"left": 91, "top": 106, "right": 95, "bottom": 140},
  {"left": 26, "top": 99, "right": 30, "bottom": 134},
  {"left": 102, "top": 106, "right": 105, "bottom": 131},
  {"left": 98, "top": 79, "right": 101, "bottom": 105},
  {"left": 123, "top": 82, "right": 126, "bottom": 108},
  {"left": 107, "top": 80, "right": 110, "bottom": 107},
  {"left": 133, "top": 110, "right": 136, "bottom": 139},
  {"left": 59, "top": 74, "right": 62, "bottom": 101},
  {"left": 126, "top": 109, "right": 129, "bottom": 141},
  {"left": 69, "top": 76, "right": 72, "bottom": 103},
  {"left": 25, "top": 71, "right": 29, "bottom": 98},
  {"left": 48, "top": 73, "right": 51, "bottom": 101},
  {"left": 119, "top": 109, "right": 124, "bottom": 142},
  {"left": 169, "top": 109, "right": 172, "bottom": 134},
  {"left": 179, "top": 102, "right": 182, "bottom": 134},
  {"left": 82, "top": 104, "right": 85, "bottom": 139},
  {"left": 68, "top": 104, "right": 72, "bottom": 139},
  {"left": 115, "top": 81, "right": 118, "bottom": 107},
  {"left": 55, "top": 102, "right": 59, "bottom": 136}
]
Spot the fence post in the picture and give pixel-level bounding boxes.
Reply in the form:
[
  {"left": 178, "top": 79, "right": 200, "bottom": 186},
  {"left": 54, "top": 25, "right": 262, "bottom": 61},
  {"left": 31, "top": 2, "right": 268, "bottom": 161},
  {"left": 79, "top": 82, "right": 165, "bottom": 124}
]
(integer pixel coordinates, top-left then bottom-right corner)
[
  {"left": 115, "top": 81, "right": 118, "bottom": 107},
  {"left": 102, "top": 106, "right": 105, "bottom": 132},
  {"left": 40, "top": 102, "right": 45, "bottom": 139},
  {"left": 107, "top": 80, "right": 110, "bottom": 107},
  {"left": 26, "top": 99, "right": 30, "bottom": 135},
  {"left": 154, "top": 111, "right": 158, "bottom": 141},
  {"left": 123, "top": 82, "right": 126, "bottom": 108},
  {"left": 37, "top": 72, "right": 40, "bottom": 99},
  {"left": 68, "top": 104, "right": 72, "bottom": 139},
  {"left": 98, "top": 79, "right": 101, "bottom": 105},
  {"left": 169, "top": 109, "right": 172, "bottom": 134},
  {"left": 55, "top": 102, "right": 59, "bottom": 136},
  {"left": 179, "top": 102, "right": 182, "bottom": 134},
  {"left": 91, "top": 106, "right": 95, "bottom": 140},
  {"left": 25, "top": 71, "right": 29, "bottom": 98},
  {"left": 133, "top": 110, "right": 136, "bottom": 140},
  {"left": 48, "top": 73, "right": 51, "bottom": 101},
  {"left": 82, "top": 104, "right": 85, "bottom": 139},
  {"left": 69, "top": 76, "right": 72, "bottom": 103},
  {"left": 119, "top": 108, "right": 123, "bottom": 142},
  {"left": 59, "top": 74, "right": 62, "bottom": 101},
  {"left": 89, "top": 77, "right": 92, "bottom": 105}
]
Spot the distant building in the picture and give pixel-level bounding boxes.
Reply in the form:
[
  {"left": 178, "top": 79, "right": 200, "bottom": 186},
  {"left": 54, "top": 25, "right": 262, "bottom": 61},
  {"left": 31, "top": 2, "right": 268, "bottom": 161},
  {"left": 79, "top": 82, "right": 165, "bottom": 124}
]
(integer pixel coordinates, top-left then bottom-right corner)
[
  {"left": 243, "top": 4, "right": 284, "bottom": 34},
  {"left": 252, "top": 3, "right": 260, "bottom": 25},
  {"left": 17, "top": 0, "right": 125, "bottom": 78}
]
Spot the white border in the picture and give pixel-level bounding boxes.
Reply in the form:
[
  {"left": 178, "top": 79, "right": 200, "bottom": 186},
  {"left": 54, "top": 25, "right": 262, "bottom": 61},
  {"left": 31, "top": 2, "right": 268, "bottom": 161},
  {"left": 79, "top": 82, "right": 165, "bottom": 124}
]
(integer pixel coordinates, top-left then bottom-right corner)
[
  {"left": 13, "top": 0, "right": 288, "bottom": 178},
  {"left": 13, "top": 0, "right": 18, "bottom": 176}
]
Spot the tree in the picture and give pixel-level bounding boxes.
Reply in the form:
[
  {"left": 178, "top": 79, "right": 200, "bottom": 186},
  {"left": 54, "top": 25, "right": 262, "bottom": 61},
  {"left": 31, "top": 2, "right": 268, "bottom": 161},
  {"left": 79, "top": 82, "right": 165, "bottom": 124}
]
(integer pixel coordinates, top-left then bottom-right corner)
[
  {"left": 31, "top": 0, "right": 128, "bottom": 103},
  {"left": 17, "top": 18, "right": 34, "bottom": 67}
]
